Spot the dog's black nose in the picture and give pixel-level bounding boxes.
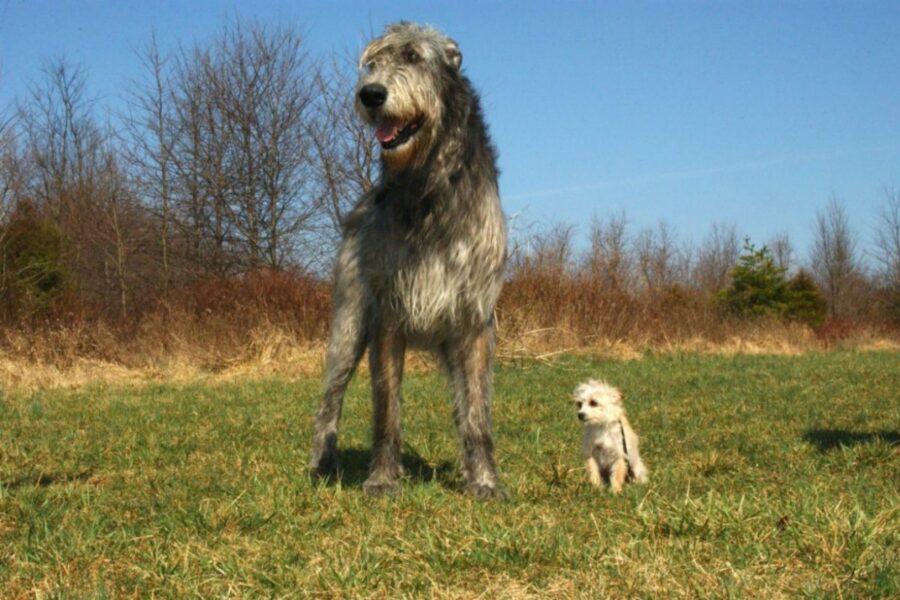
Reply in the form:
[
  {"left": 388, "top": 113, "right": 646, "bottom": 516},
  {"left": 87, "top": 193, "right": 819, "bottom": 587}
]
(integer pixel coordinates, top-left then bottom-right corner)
[
  {"left": 577, "top": 413, "right": 586, "bottom": 421},
  {"left": 359, "top": 84, "right": 388, "bottom": 108}
]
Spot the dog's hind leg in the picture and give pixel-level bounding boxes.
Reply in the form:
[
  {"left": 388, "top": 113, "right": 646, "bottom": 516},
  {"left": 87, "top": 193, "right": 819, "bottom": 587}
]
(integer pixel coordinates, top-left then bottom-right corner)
[
  {"left": 309, "top": 234, "right": 369, "bottom": 478},
  {"left": 621, "top": 416, "right": 649, "bottom": 484}
]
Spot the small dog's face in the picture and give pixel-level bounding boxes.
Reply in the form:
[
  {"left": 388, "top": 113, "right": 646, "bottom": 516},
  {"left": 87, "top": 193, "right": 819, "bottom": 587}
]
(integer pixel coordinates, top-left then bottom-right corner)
[{"left": 573, "top": 379, "right": 624, "bottom": 425}]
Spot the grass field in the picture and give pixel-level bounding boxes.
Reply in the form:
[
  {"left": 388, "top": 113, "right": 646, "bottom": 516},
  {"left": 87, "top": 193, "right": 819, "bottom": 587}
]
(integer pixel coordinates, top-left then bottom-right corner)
[{"left": 0, "top": 352, "right": 898, "bottom": 598}]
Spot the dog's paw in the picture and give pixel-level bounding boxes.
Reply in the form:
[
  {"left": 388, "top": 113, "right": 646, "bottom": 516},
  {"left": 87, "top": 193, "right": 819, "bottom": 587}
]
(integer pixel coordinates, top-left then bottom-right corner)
[
  {"left": 362, "top": 477, "right": 400, "bottom": 497},
  {"left": 465, "top": 482, "right": 506, "bottom": 500},
  {"left": 309, "top": 456, "right": 339, "bottom": 480}
]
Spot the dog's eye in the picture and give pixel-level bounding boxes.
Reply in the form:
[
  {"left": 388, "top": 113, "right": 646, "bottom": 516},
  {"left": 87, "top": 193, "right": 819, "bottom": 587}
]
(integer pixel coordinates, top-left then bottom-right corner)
[
  {"left": 364, "top": 60, "right": 376, "bottom": 73},
  {"left": 403, "top": 47, "right": 420, "bottom": 63},
  {"left": 574, "top": 401, "right": 582, "bottom": 408},
  {"left": 589, "top": 400, "right": 598, "bottom": 407}
]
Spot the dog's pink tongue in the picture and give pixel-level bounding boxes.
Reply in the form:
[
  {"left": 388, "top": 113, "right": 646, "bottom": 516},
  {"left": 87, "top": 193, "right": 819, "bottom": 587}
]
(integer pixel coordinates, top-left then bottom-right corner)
[{"left": 375, "top": 119, "right": 402, "bottom": 143}]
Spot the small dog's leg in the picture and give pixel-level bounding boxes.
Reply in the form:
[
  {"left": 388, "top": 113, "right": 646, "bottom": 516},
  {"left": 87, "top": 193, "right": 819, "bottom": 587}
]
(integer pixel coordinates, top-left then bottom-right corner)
[
  {"left": 363, "top": 316, "right": 406, "bottom": 496},
  {"left": 444, "top": 324, "right": 503, "bottom": 499},
  {"left": 629, "top": 452, "right": 649, "bottom": 485},
  {"left": 621, "top": 416, "right": 649, "bottom": 484},
  {"left": 610, "top": 458, "right": 627, "bottom": 494},
  {"left": 310, "top": 235, "right": 368, "bottom": 477},
  {"left": 585, "top": 457, "right": 602, "bottom": 487}
]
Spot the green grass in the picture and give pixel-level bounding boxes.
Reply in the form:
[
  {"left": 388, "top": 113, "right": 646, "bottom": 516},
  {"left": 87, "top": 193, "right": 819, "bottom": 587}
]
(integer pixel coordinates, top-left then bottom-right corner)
[{"left": 1, "top": 352, "right": 898, "bottom": 598}]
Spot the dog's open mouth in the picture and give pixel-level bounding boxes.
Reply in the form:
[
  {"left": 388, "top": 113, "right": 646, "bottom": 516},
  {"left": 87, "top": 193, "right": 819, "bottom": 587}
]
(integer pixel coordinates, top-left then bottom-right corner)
[{"left": 375, "top": 118, "right": 422, "bottom": 150}]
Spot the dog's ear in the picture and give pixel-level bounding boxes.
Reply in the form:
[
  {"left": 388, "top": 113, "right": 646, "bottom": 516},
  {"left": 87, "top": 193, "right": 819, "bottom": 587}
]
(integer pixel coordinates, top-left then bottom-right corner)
[{"left": 444, "top": 39, "right": 462, "bottom": 69}]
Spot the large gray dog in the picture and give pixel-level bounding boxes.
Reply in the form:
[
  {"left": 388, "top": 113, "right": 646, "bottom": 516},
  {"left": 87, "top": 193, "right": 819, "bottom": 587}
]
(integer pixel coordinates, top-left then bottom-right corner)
[{"left": 309, "top": 22, "right": 507, "bottom": 498}]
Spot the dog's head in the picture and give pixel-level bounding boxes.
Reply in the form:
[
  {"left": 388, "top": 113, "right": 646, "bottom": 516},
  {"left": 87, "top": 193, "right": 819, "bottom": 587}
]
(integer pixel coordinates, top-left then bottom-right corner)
[
  {"left": 573, "top": 379, "right": 625, "bottom": 425},
  {"left": 356, "top": 22, "right": 463, "bottom": 174}
]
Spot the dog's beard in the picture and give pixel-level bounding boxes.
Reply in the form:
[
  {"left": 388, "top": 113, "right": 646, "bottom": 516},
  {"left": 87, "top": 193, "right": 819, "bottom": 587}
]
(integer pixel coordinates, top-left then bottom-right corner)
[{"left": 580, "top": 405, "right": 623, "bottom": 425}]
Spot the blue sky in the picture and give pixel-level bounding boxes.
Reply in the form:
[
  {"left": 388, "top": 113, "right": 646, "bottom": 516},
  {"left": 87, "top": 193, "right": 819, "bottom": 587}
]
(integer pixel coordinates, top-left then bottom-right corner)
[{"left": 1, "top": 1, "right": 898, "bottom": 261}]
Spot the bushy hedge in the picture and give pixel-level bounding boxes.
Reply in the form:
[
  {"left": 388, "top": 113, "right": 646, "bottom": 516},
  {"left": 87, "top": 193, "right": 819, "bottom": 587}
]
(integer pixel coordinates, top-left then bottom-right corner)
[
  {"left": 717, "top": 241, "right": 826, "bottom": 327},
  {"left": 1, "top": 203, "right": 68, "bottom": 319}
]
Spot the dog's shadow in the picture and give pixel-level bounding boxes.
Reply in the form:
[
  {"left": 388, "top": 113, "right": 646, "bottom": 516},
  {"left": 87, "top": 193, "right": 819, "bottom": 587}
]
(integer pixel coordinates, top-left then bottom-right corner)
[
  {"left": 803, "top": 429, "right": 900, "bottom": 452},
  {"left": 324, "top": 446, "right": 457, "bottom": 489},
  {"left": 1, "top": 469, "right": 94, "bottom": 491}
]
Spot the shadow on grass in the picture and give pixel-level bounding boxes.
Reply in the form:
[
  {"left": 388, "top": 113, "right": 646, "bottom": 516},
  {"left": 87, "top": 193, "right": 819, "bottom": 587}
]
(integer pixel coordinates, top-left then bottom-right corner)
[
  {"left": 803, "top": 429, "right": 900, "bottom": 452},
  {"left": 1, "top": 469, "right": 94, "bottom": 491},
  {"left": 324, "top": 445, "right": 457, "bottom": 489}
]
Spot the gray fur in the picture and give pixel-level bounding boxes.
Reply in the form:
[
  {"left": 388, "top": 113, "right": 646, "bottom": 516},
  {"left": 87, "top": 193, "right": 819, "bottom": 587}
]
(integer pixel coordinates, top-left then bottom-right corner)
[{"left": 309, "top": 22, "right": 507, "bottom": 498}]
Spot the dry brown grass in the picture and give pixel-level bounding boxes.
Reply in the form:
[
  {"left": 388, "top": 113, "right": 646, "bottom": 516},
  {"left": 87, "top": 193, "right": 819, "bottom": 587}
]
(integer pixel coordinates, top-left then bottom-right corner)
[
  {"left": 0, "top": 323, "right": 323, "bottom": 390},
  {"left": 1, "top": 269, "right": 897, "bottom": 390},
  {"left": 2, "top": 319, "right": 897, "bottom": 391}
]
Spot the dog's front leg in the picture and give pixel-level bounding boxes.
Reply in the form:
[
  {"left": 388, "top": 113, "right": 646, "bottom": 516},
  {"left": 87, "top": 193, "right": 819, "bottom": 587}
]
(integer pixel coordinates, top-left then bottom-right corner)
[
  {"left": 363, "top": 315, "right": 406, "bottom": 496},
  {"left": 444, "top": 324, "right": 503, "bottom": 499},
  {"left": 309, "top": 233, "right": 369, "bottom": 477},
  {"left": 585, "top": 456, "right": 603, "bottom": 487},
  {"left": 609, "top": 458, "right": 627, "bottom": 494}
]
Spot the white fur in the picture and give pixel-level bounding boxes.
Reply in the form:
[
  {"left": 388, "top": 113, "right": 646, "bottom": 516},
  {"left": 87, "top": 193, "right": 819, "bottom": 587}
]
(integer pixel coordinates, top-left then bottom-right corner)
[{"left": 574, "top": 379, "right": 649, "bottom": 492}]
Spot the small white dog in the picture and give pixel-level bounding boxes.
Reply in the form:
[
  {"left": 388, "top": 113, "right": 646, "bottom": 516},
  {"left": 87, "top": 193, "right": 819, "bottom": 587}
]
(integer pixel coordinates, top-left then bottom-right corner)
[{"left": 574, "top": 379, "right": 649, "bottom": 493}]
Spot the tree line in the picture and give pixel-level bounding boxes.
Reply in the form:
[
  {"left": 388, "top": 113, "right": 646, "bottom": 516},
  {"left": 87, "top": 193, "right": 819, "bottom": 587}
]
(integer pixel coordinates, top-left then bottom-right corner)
[
  {"left": 0, "top": 20, "right": 374, "bottom": 322},
  {"left": 1, "top": 19, "right": 898, "bottom": 333},
  {"left": 507, "top": 197, "right": 900, "bottom": 330}
]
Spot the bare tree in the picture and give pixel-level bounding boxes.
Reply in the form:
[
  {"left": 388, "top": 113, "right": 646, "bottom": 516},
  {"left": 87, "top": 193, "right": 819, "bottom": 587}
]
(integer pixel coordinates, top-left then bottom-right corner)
[
  {"left": 0, "top": 121, "right": 21, "bottom": 301},
  {"left": 585, "top": 211, "right": 631, "bottom": 291},
  {"left": 168, "top": 50, "right": 232, "bottom": 273},
  {"left": 810, "top": 197, "right": 861, "bottom": 318},
  {"left": 873, "top": 187, "right": 900, "bottom": 291},
  {"left": 513, "top": 223, "right": 575, "bottom": 276},
  {"left": 121, "top": 34, "right": 175, "bottom": 296},
  {"left": 203, "top": 21, "right": 319, "bottom": 271},
  {"left": 693, "top": 222, "right": 739, "bottom": 294},
  {"left": 19, "top": 58, "right": 104, "bottom": 224},
  {"left": 0, "top": 122, "right": 21, "bottom": 224},
  {"left": 137, "top": 20, "right": 326, "bottom": 275},
  {"left": 634, "top": 221, "right": 685, "bottom": 292},
  {"left": 97, "top": 153, "right": 132, "bottom": 318},
  {"left": 768, "top": 231, "right": 794, "bottom": 273},
  {"left": 16, "top": 57, "right": 121, "bottom": 310}
]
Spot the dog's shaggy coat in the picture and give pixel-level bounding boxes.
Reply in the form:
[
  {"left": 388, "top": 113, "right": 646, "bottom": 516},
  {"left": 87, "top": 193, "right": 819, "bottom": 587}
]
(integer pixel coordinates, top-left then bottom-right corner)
[{"left": 309, "top": 23, "right": 507, "bottom": 498}]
